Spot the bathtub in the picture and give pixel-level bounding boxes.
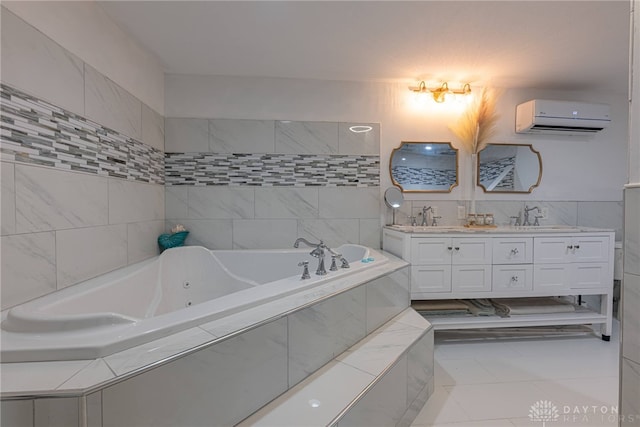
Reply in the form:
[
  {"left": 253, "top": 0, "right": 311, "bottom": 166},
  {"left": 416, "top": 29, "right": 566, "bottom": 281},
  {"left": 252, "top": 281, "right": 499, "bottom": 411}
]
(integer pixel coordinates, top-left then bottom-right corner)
[{"left": 1, "top": 244, "right": 386, "bottom": 363}]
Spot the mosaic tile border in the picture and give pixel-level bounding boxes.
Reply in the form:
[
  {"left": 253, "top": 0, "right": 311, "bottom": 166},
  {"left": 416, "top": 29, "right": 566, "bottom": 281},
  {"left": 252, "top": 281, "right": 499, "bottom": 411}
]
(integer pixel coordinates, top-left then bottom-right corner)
[
  {"left": 479, "top": 156, "right": 515, "bottom": 190},
  {"left": 391, "top": 166, "right": 456, "bottom": 186},
  {"left": 165, "top": 152, "right": 380, "bottom": 187},
  {"left": 0, "top": 83, "right": 164, "bottom": 184}
]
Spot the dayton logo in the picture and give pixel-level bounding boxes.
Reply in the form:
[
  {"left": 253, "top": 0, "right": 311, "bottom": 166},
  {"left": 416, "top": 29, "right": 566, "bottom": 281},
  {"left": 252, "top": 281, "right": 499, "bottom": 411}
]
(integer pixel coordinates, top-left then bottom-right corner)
[{"left": 529, "top": 400, "right": 559, "bottom": 426}]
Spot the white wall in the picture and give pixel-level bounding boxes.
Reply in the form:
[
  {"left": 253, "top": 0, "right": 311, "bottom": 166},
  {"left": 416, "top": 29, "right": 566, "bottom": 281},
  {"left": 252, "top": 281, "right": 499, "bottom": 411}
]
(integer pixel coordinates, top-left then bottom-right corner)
[
  {"left": 2, "top": 1, "right": 165, "bottom": 115},
  {"left": 166, "top": 74, "right": 628, "bottom": 203}
]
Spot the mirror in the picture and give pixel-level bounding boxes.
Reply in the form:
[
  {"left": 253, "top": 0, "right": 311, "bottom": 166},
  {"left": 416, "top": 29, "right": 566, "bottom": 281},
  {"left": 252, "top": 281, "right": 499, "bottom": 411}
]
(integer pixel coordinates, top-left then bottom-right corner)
[
  {"left": 477, "top": 144, "right": 542, "bottom": 193},
  {"left": 389, "top": 142, "right": 459, "bottom": 192},
  {"left": 384, "top": 187, "right": 404, "bottom": 225}
]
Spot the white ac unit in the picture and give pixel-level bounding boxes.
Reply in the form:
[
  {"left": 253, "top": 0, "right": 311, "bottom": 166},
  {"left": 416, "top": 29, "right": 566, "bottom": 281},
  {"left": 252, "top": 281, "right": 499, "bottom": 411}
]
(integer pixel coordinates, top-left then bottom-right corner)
[{"left": 515, "top": 99, "right": 610, "bottom": 135}]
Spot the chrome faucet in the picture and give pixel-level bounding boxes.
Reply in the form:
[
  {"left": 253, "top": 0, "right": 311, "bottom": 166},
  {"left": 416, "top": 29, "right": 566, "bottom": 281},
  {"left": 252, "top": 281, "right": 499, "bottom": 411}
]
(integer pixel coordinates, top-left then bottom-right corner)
[
  {"left": 510, "top": 212, "right": 522, "bottom": 227},
  {"left": 523, "top": 205, "right": 540, "bottom": 226},
  {"left": 293, "top": 238, "right": 349, "bottom": 275},
  {"left": 420, "top": 206, "right": 433, "bottom": 226}
]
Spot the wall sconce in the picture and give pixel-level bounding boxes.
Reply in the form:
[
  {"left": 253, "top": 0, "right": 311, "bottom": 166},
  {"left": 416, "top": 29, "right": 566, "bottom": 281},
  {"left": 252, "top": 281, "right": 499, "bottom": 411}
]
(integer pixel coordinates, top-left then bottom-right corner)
[{"left": 409, "top": 81, "right": 472, "bottom": 103}]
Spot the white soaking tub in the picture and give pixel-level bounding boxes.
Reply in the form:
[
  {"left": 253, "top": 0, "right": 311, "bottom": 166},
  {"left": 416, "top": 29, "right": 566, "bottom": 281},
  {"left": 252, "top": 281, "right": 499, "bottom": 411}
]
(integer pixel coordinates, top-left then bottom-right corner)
[{"left": 1, "top": 244, "right": 385, "bottom": 363}]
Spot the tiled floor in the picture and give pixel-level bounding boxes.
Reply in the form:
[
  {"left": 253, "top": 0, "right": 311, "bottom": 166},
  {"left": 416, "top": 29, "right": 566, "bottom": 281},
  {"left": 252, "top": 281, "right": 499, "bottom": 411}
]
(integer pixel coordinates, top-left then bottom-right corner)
[{"left": 411, "top": 322, "right": 620, "bottom": 427}]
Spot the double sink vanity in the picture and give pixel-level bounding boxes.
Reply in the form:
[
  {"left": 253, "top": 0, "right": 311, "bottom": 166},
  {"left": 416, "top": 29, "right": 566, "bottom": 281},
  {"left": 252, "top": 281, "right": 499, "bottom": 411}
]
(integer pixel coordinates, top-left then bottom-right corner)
[{"left": 382, "top": 224, "right": 615, "bottom": 340}]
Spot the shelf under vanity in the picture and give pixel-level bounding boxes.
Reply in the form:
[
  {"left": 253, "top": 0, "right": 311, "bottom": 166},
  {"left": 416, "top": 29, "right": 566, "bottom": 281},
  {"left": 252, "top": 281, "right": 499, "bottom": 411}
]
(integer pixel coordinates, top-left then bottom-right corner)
[{"left": 382, "top": 225, "right": 615, "bottom": 340}]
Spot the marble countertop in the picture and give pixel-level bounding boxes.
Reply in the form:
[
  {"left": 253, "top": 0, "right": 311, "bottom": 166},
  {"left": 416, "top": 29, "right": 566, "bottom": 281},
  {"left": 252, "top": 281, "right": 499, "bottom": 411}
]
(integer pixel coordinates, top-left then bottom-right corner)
[
  {"left": 384, "top": 225, "right": 615, "bottom": 234},
  {"left": 0, "top": 252, "right": 408, "bottom": 399}
]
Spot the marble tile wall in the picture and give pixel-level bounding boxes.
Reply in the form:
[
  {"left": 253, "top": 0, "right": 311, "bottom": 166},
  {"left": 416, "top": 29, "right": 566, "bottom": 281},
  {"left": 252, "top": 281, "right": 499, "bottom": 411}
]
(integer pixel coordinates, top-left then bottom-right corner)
[
  {"left": 622, "top": 187, "right": 640, "bottom": 422},
  {"left": 165, "top": 118, "right": 381, "bottom": 249},
  {"left": 0, "top": 10, "right": 165, "bottom": 310}
]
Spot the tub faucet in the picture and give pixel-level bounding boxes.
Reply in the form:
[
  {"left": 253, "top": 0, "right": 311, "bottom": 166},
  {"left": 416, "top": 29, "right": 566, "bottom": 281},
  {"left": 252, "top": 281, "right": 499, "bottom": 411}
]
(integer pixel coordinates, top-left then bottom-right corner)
[
  {"left": 294, "top": 238, "right": 328, "bottom": 275},
  {"left": 293, "top": 237, "right": 319, "bottom": 248},
  {"left": 523, "top": 205, "right": 539, "bottom": 226}
]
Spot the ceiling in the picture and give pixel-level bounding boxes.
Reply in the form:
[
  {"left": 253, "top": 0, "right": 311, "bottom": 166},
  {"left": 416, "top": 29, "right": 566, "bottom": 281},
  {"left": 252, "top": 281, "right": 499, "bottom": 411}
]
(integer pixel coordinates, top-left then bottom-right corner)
[{"left": 99, "top": 1, "right": 631, "bottom": 94}]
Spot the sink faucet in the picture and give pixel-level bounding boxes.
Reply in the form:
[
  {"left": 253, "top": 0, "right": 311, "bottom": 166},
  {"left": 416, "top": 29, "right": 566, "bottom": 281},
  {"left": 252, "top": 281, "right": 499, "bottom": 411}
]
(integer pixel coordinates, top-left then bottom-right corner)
[
  {"left": 523, "top": 205, "right": 540, "bottom": 226},
  {"left": 510, "top": 212, "right": 522, "bottom": 227},
  {"left": 420, "top": 206, "right": 432, "bottom": 226}
]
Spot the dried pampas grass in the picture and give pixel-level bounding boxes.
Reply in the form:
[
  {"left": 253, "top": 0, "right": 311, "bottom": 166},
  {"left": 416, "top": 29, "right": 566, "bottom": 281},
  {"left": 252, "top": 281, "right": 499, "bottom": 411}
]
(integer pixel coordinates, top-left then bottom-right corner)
[{"left": 450, "top": 87, "right": 501, "bottom": 154}]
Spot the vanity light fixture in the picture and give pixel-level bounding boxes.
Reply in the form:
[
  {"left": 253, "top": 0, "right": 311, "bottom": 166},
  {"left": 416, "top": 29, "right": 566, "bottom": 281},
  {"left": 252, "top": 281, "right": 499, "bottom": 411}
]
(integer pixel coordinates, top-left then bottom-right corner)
[{"left": 409, "top": 81, "right": 472, "bottom": 103}]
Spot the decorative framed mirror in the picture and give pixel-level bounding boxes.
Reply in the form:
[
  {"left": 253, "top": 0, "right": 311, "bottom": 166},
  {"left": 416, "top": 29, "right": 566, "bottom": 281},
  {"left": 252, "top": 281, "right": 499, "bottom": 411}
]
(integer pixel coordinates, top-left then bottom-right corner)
[
  {"left": 477, "top": 144, "right": 542, "bottom": 193},
  {"left": 389, "top": 142, "right": 459, "bottom": 193}
]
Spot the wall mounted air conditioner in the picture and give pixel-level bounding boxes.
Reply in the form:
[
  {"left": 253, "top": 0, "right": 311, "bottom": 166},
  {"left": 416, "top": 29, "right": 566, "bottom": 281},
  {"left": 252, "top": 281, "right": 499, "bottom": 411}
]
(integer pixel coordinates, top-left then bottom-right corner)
[{"left": 515, "top": 99, "right": 610, "bottom": 135}]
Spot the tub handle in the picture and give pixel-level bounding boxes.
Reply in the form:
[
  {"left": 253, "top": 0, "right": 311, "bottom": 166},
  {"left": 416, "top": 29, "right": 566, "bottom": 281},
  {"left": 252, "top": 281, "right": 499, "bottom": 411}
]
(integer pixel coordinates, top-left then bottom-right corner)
[
  {"left": 298, "top": 261, "right": 311, "bottom": 280},
  {"left": 330, "top": 255, "right": 339, "bottom": 271}
]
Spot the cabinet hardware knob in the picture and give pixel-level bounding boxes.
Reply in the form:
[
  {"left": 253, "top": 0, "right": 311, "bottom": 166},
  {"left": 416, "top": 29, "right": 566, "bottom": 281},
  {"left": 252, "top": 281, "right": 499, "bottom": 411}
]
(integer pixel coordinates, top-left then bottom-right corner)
[
  {"left": 454, "top": 247, "right": 460, "bottom": 251},
  {"left": 567, "top": 245, "right": 574, "bottom": 250},
  {"left": 511, "top": 248, "right": 519, "bottom": 255},
  {"left": 447, "top": 246, "right": 453, "bottom": 251},
  {"left": 511, "top": 276, "right": 519, "bottom": 282},
  {"left": 574, "top": 245, "right": 580, "bottom": 249}
]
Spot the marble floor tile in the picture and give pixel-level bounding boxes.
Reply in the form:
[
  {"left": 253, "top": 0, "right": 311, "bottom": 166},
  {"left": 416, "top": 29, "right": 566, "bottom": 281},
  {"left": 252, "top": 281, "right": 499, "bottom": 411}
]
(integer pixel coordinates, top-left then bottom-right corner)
[{"left": 410, "top": 322, "right": 621, "bottom": 427}]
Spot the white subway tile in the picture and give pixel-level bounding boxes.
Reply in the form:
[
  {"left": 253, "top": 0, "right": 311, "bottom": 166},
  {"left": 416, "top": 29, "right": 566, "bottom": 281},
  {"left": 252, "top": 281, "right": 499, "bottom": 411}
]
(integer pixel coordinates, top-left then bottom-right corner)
[
  {"left": 56, "top": 224, "right": 127, "bottom": 289},
  {"left": 297, "top": 219, "right": 360, "bottom": 248},
  {"left": 209, "top": 119, "right": 275, "bottom": 153},
  {"left": 319, "top": 187, "right": 380, "bottom": 219},
  {"left": 233, "top": 219, "right": 297, "bottom": 249},
  {"left": 127, "top": 220, "right": 164, "bottom": 264},
  {"left": 1, "top": 399, "right": 33, "bottom": 427},
  {"left": 15, "top": 165, "right": 108, "bottom": 233},
  {"left": 275, "top": 121, "right": 338, "bottom": 154},
  {"left": 165, "top": 186, "right": 189, "bottom": 219},
  {"left": 1, "top": 9, "right": 84, "bottom": 115},
  {"left": 85, "top": 65, "right": 141, "bottom": 140},
  {"left": 255, "top": 187, "right": 318, "bottom": 219},
  {"left": 109, "top": 180, "right": 164, "bottom": 224},
  {"left": 188, "top": 187, "right": 254, "bottom": 219},
  {"left": 1, "top": 162, "right": 16, "bottom": 235},
  {"left": 141, "top": 104, "right": 164, "bottom": 152},
  {"left": 164, "top": 118, "right": 209, "bottom": 153},
  {"left": 35, "top": 397, "right": 80, "bottom": 427},
  {"left": 1, "top": 231, "right": 56, "bottom": 310}
]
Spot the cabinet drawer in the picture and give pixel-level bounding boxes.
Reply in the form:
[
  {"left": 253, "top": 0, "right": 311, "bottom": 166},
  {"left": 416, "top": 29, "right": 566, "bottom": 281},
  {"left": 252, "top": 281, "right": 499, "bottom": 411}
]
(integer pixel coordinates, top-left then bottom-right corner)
[
  {"left": 493, "top": 238, "right": 533, "bottom": 264},
  {"left": 452, "top": 238, "right": 492, "bottom": 265},
  {"left": 533, "top": 264, "right": 571, "bottom": 292},
  {"left": 572, "top": 263, "right": 610, "bottom": 289},
  {"left": 410, "top": 265, "right": 452, "bottom": 293},
  {"left": 492, "top": 265, "right": 533, "bottom": 292},
  {"left": 452, "top": 265, "right": 492, "bottom": 292},
  {"left": 410, "top": 238, "right": 451, "bottom": 265}
]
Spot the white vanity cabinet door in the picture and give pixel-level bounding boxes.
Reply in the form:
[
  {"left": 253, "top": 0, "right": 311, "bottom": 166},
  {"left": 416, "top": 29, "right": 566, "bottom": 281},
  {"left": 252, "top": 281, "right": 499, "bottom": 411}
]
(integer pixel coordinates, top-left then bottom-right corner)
[
  {"left": 534, "top": 237, "right": 574, "bottom": 263},
  {"left": 492, "top": 265, "right": 533, "bottom": 292},
  {"left": 410, "top": 238, "right": 452, "bottom": 265},
  {"left": 410, "top": 265, "right": 452, "bottom": 293},
  {"left": 452, "top": 265, "right": 492, "bottom": 292},
  {"left": 572, "top": 237, "right": 610, "bottom": 263},
  {"left": 451, "top": 238, "right": 492, "bottom": 265},
  {"left": 493, "top": 238, "right": 533, "bottom": 264},
  {"left": 572, "top": 263, "right": 610, "bottom": 289},
  {"left": 533, "top": 264, "right": 571, "bottom": 291}
]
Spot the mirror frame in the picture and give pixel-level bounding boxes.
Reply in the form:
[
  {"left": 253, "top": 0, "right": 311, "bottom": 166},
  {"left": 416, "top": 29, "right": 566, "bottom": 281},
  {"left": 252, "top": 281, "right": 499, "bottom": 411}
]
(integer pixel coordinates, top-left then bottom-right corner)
[
  {"left": 389, "top": 141, "right": 459, "bottom": 193},
  {"left": 477, "top": 143, "right": 542, "bottom": 194}
]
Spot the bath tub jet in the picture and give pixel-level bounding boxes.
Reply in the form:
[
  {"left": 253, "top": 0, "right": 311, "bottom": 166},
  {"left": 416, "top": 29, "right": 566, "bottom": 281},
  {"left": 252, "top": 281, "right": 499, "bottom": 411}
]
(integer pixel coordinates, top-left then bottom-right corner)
[{"left": 1, "top": 244, "right": 385, "bottom": 363}]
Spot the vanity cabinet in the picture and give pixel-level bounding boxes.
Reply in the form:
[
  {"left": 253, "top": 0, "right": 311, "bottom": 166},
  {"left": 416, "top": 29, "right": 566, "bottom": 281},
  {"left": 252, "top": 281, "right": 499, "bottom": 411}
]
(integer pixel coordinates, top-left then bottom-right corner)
[{"left": 382, "top": 226, "right": 615, "bottom": 339}]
